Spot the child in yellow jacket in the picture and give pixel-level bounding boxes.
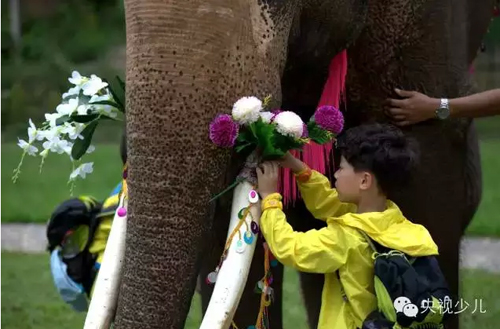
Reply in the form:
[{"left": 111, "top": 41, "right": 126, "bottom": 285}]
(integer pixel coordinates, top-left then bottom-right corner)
[{"left": 256, "top": 123, "right": 439, "bottom": 329}]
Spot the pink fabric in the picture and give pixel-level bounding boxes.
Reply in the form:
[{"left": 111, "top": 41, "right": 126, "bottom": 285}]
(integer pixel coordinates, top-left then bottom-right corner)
[{"left": 279, "top": 50, "right": 348, "bottom": 206}]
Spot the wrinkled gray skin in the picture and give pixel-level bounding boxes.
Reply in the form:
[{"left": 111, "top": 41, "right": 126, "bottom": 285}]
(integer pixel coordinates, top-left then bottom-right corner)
[{"left": 115, "top": 1, "right": 494, "bottom": 329}]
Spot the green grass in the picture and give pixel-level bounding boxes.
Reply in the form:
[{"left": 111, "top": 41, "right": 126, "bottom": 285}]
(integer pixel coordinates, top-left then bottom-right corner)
[
  {"left": 1, "top": 144, "right": 122, "bottom": 223},
  {"left": 1, "top": 252, "right": 499, "bottom": 329},
  {"left": 465, "top": 138, "right": 500, "bottom": 237}
]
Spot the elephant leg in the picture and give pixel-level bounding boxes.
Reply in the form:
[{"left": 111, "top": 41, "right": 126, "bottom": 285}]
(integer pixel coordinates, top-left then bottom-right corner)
[
  {"left": 298, "top": 272, "right": 325, "bottom": 329},
  {"left": 286, "top": 199, "right": 329, "bottom": 329},
  {"left": 438, "top": 239, "right": 461, "bottom": 329}
]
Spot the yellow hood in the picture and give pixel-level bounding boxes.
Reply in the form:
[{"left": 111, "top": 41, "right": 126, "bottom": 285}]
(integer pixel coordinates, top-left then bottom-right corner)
[{"left": 332, "top": 200, "right": 439, "bottom": 257}]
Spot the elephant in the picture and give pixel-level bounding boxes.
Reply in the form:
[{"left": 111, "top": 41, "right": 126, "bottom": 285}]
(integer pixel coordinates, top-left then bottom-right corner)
[{"left": 113, "top": 0, "right": 494, "bottom": 328}]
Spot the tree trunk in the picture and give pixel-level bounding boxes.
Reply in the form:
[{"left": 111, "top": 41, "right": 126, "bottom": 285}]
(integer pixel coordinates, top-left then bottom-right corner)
[{"left": 115, "top": 1, "right": 297, "bottom": 328}]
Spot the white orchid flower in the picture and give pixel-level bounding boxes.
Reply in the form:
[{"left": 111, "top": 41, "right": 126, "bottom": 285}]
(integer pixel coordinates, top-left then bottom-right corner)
[
  {"left": 62, "top": 85, "right": 81, "bottom": 99},
  {"left": 63, "top": 142, "right": 73, "bottom": 156},
  {"left": 56, "top": 98, "right": 79, "bottom": 117},
  {"left": 40, "top": 148, "right": 49, "bottom": 158},
  {"left": 90, "top": 93, "right": 118, "bottom": 118},
  {"left": 82, "top": 75, "right": 108, "bottom": 96},
  {"left": 68, "top": 71, "right": 87, "bottom": 86},
  {"left": 27, "top": 118, "right": 44, "bottom": 143},
  {"left": 44, "top": 113, "right": 63, "bottom": 128},
  {"left": 86, "top": 145, "right": 96, "bottom": 154},
  {"left": 77, "top": 105, "right": 89, "bottom": 116},
  {"left": 38, "top": 126, "right": 62, "bottom": 142},
  {"left": 42, "top": 136, "right": 71, "bottom": 154},
  {"left": 17, "top": 139, "right": 38, "bottom": 156},
  {"left": 69, "top": 162, "right": 94, "bottom": 180},
  {"left": 60, "top": 122, "right": 85, "bottom": 140}
]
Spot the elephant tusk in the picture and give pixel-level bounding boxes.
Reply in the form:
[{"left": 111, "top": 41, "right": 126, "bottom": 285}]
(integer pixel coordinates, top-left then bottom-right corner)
[
  {"left": 200, "top": 180, "right": 261, "bottom": 329},
  {"left": 84, "top": 193, "right": 128, "bottom": 329}
]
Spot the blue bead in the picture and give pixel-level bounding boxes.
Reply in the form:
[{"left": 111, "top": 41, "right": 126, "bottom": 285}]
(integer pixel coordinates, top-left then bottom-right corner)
[
  {"left": 243, "top": 232, "right": 254, "bottom": 244},
  {"left": 270, "top": 260, "right": 278, "bottom": 267}
]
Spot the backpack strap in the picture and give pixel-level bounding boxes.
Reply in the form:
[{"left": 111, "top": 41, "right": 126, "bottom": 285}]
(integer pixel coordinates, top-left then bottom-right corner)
[{"left": 357, "top": 230, "right": 378, "bottom": 254}]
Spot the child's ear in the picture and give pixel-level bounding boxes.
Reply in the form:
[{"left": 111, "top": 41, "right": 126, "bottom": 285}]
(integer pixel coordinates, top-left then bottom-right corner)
[{"left": 360, "top": 172, "right": 373, "bottom": 191}]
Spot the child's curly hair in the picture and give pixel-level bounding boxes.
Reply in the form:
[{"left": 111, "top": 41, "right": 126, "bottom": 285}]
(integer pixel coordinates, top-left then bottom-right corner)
[{"left": 336, "top": 123, "right": 420, "bottom": 195}]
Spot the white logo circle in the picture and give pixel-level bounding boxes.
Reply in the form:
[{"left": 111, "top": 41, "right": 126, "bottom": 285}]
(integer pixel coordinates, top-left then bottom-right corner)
[
  {"left": 393, "top": 296, "right": 411, "bottom": 313},
  {"left": 403, "top": 303, "right": 419, "bottom": 317}
]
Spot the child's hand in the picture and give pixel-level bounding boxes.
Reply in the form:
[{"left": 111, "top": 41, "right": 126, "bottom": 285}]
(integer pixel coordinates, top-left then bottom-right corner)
[
  {"left": 256, "top": 161, "right": 280, "bottom": 200},
  {"left": 280, "top": 152, "right": 306, "bottom": 173}
]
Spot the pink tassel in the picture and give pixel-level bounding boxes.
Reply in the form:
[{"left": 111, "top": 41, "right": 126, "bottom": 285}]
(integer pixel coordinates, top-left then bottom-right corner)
[{"left": 279, "top": 50, "right": 348, "bottom": 206}]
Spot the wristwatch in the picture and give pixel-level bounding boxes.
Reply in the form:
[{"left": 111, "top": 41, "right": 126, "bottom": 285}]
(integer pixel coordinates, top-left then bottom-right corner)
[{"left": 435, "top": 98, "right": 450, "bottom": 120}]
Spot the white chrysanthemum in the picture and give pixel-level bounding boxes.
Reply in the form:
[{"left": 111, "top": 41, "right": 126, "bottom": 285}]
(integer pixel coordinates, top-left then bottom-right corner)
[
  {"left": 232, "top": 96, "right": 262, "bottom": 125},
  {"left": 274, "top": 111, "right": 304, "bottom": 139},
  {"left": 259, "top": 111, "right": 274, "bottom": 124}
]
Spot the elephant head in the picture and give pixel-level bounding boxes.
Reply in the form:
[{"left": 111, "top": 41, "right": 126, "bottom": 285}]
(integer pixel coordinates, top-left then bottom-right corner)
[{"left": 110, "top": 0, "right": 494, "bottom": 328}]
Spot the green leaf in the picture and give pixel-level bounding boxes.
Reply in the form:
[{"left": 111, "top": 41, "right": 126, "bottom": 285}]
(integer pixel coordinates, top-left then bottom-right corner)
[
  {"left": 103, "top": 79, "right": 125, "bottom": 113},
  {"left": 71, "top": 121, "right": 99, "bottom": 160},
  {"left": 273, "top": 131, "right": 304, "bottom": 151},
  {"left": 237, "top": 127, "right": 257, "bottom": 145},
  {"left": 116, "top": 75, "right": 126, "bottom": 92},
  {"left": 307, "top": 121, "right": 333, "bottom": 145},
  {"left": 89, "top": 100, "right": 121, "bottom": 108},
  {"left": 56, "top": 115, "right": 70, "bottom": 125},
  {"left": 71, "top": 114, "right": 100, "bottom": 123},
  {"left": 235, "top": 143, "right": 252, "bottom": 153}
]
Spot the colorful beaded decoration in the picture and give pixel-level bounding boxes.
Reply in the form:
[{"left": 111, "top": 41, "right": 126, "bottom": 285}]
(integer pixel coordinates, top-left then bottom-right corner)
[{"left": 207, "top": 187, "right": 278, "bottom": 329}]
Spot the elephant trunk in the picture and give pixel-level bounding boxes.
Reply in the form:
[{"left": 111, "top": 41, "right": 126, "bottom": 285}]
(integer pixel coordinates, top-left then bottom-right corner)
[{"left": 116, "top": 1, "right": 296, "bottom": 328}]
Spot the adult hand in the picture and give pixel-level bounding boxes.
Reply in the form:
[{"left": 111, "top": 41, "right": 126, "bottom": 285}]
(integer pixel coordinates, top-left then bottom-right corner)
[
  {"left": 256, "top": 161, "right": 280, "bottom": 200},
  {"left": 385, "top": 88, "right": 440, "bottom": 126}
]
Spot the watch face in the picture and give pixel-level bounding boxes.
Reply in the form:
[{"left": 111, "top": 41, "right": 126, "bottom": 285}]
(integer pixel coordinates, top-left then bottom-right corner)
[{"left": 437, "top": 106, "right": 450, "bottom": 120}]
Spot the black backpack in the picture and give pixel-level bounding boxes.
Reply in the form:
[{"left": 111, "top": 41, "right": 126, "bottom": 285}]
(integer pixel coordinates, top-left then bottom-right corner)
[
  {"left": 358, "top": 231, "right": 453, "bottom": 329},
  {"left": 337, "top": 230, "right": 453, "bottom": 329},
  {"left": 46, "top": 196, "right": 104, "bottom": 296}
]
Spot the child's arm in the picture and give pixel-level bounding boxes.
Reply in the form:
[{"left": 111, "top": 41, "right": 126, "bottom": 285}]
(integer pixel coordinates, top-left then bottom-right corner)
[
  {"left": 281, "top": 153, "right": 355, "bottom": 220},
  {"left": 259, "top": 193, "right": 350, "bottom": 273}
]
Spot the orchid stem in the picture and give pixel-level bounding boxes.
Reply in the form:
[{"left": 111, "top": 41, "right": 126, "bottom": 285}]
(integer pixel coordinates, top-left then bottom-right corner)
[{"left": 209, "top": 176, "right": 246, "bottom": 203}]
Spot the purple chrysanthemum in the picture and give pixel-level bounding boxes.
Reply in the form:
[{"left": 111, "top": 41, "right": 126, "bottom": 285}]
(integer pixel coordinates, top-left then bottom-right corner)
[
  {"left": 314, "top": 105, "right": 344, "bottom": 134},
  {"left": 302, "top": 123, "right": 309, "bottom": 138},
  {"left": 209, "top": 114, "right": 239, "bottom": 148},
  {"left": 270, "top": 108, "right": 283, "bottom": 122}
]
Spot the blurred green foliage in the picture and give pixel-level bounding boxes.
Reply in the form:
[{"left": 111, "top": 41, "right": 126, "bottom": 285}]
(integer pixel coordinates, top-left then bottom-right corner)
[{"left": 1, "top": 0, "right": 125, "bottom": 137}]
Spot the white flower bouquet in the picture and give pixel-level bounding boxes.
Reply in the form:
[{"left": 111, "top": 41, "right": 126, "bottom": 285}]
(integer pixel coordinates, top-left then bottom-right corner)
[
  {"left": 12, "top": 71, "right": 125, "bottom": 192},
  {"left": 209, "top": 95, "right": 344, "bottom": 160},
  {"left": 208, "top": 95, "right": 344, "bottom": 201}
]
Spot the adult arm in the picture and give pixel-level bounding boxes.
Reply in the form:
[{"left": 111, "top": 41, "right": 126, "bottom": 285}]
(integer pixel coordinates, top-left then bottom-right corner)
[{"left": 385, "top": 88, "right": 500, "bottom": 126}]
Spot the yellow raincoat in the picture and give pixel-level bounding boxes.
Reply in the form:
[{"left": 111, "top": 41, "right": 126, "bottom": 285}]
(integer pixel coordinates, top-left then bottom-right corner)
[
  {"left": 259, "top": 170, "right": 439, "bottom": 329},
  {"left": 88, "top": 184, "right": 121, "bottom": 297}
]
